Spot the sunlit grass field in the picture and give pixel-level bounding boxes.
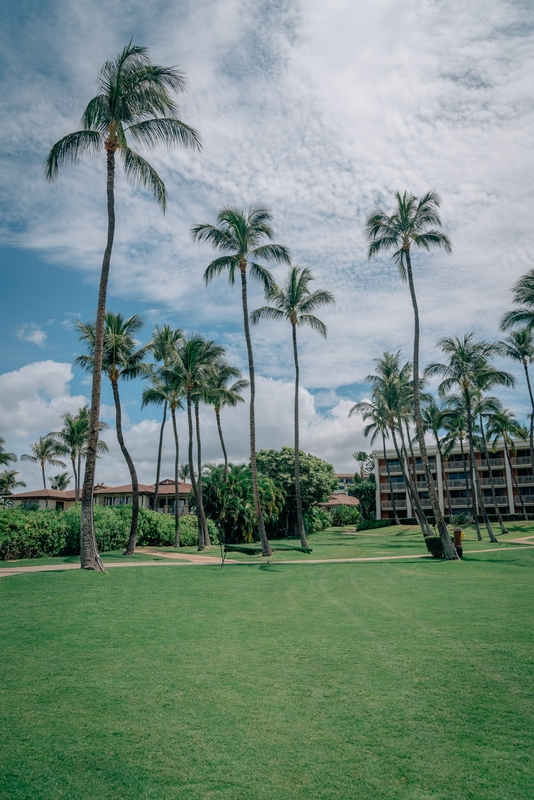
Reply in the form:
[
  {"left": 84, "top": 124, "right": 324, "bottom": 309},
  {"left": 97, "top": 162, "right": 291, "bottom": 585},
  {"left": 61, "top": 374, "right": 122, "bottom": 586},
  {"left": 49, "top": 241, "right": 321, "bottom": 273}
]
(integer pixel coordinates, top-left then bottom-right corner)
[{"left": 1, "top": 525, "right": 533, "bottom": 799}]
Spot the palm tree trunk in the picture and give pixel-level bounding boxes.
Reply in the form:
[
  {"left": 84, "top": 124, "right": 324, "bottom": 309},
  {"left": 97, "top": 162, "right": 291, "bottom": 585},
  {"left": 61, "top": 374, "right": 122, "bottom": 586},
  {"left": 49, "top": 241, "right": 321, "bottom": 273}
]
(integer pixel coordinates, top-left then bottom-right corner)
[
  {"left": 292, "top": 323, "right": 308, "bottom": 548},
  {"left": 478, "top": 413, "right": 505, "bottom": 537},
  {"left": 391, "top": 425, "right": 431, "bottom": 536},
  {"left": 215, "top": 408, "right": 229, "bottom": 481},
  {"left": 194, "top": 400, "right": 210, "bottom": 547},
  {"left": 382, "top": 434, "right": 400, "bottom": 525},
  {"left": 240, "top": 267, "right": 272, "bottom": 556},
  {"left": 80, "top": 148, "right": 116, "bottom": 572},
  {"left": 77, "top": 452, "right": 82, "bottom": 502},
  {"left": 463, "top": 388, "right": 484, "bottom": 541},
  {"left": 71, "top": 457, "right": 78, "bottom": 502},
  {"left": 111, "top": 379, "right": 139, "bottom": 556},
  {"left": 186, "top": 390, "right": 202, "bottom": 548},
  {"left": 436, "top": 438, "right": 451, "bottom": 522},
  {"left": 154, "top": 400, "right": 167, "bottom": 512},
  {"left": 405, "top": 251, "right": 457, "bottom": 558},
  {"left": 458, "top": 437, "right": 476, "bottom": 528},
  {"left": 505, "top": 439, "right": 528, "bottom": 519},
  {"left": 400, "top": 420, "right": 432, "bottom": 536},
  {"left": 523, "top": 361, "right": 534, "bottom": 479},
  {"left": 171, "top": 405, "right": 180, "bottom": 548},
  {"left": 41, "top": 461, "right": 46, "bottom": 490}
]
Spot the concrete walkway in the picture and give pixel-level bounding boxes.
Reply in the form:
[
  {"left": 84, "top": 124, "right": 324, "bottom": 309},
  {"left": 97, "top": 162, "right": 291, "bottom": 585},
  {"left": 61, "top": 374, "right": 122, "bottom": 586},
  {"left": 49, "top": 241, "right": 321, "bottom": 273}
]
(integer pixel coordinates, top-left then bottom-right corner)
[{"left": 2, "top": 539, "right": 534, "bottom": 578}]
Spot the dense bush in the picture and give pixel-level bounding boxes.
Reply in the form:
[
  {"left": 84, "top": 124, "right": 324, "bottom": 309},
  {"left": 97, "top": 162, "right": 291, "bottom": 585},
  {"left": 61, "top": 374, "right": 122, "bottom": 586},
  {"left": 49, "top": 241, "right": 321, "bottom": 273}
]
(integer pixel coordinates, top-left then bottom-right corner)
[
  {"left": 0, "top": 506, "right": 218, "bottom": 560},
  {"left": 329, "top": 505, "right": 360, "bottom": 527},
  {"left": 357, "top": 519, "right": 395, "bottom": 531},
  {"left": 424, "top": 536, "right": 445, "bottom": 558},
  {"left": 305, "top": 507, "right": 331, "bottom": 533}
]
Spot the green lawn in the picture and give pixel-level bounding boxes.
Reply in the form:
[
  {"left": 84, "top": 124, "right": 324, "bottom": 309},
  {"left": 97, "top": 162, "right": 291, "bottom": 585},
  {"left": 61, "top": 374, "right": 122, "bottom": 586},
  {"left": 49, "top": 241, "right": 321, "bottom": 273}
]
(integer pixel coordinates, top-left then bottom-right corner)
[{"left": 1, "top": 541, "right": 533, "bottom": 799}]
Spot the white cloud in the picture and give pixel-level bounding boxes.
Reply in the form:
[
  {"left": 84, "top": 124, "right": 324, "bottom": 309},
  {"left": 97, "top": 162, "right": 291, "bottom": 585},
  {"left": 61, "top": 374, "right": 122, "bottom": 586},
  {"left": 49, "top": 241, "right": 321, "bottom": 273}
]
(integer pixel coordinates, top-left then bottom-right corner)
[{"left": 16, "top": 323, "right": 47, "bottom": 347}]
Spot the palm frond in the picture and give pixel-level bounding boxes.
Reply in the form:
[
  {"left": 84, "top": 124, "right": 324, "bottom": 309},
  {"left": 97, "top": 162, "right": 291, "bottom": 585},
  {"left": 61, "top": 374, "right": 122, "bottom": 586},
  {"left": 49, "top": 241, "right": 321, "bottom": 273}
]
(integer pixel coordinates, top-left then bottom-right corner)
[
  {"left": 298, "top": 314, "right": 328, "bottom": 337},
  {"left": 248, "top": 262, "right": 276, "bottom": 293},
  {"left": 125, "top": 117, "right": 201, "bottom": 150},
  {"left": 44, "top": 131, "right": 103, "bottom": 181},
  {"left": 249, "top": 243, "right": 291, "bottom": 265},
  {"left": 121, "top": 147, "right": 166, "bottom": 210},
  {"left": 250, "top": 306, "right": 286, "bottom": 325},
  {"left": 203, "top": 256, "right": 239, "bottom": 285}
]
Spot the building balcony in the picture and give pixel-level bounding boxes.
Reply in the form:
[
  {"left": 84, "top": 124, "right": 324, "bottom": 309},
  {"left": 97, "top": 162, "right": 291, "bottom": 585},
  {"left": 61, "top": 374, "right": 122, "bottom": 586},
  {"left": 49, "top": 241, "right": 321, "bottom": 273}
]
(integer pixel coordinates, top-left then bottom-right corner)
[
  {"left": 515, "top": 494, "right": 534, "bottom": 505},
  {"left": 479, "top": 458, "right": 505, "bottom": 469},
  {"left": 447, "top": 479, "right": 470, "bottom": 489},
  {"left": 511, "top": 456, "right": 532, "bottom": 466},
  {"left": 415, "top": 463, "right": 436, "bottom": 474},
  {"left": 444, "top": 460, "right": 470, "bottom": 471},
  {"left": 381, "top": 500, "right": 407, "bottom": 510},
  {"left": 379, "top": 465, "right": 403, "bottom": 476},
  {"left": 480, "top": 477, "right": 507, "bottom": 487},
  {"left": 380, "top": 482, "right": 406, "bottom": 493},
  {"left": 483, "top": 497, "right": 509, "bottom": 506},
  {"left": 516, "top": 475, "right": 534, "bottom": 485},
  {"left": 448, "top": 497, "right": 470, "bottom": 507}
]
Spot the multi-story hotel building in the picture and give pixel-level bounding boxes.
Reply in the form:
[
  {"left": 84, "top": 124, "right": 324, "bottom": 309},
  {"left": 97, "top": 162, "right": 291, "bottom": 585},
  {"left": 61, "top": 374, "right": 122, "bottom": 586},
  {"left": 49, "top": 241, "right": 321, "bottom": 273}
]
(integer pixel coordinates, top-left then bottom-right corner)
[{"left": 374, "top": 439, "right": 533, "bottom": 520}]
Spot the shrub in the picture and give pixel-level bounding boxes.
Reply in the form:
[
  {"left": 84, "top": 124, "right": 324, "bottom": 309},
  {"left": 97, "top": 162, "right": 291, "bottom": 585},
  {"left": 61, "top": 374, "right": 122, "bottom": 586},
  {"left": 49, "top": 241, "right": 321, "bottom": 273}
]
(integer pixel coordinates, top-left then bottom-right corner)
[
  {"left": 0, "top": 508, "right": 69, "bottom": 560},
  {"left": 357, "top": 519, "right": 394, "bottom": 531},
  {"left": 173, "top": 515, "right": 219, "bottom": 547},
  {"left": 329, "top": 505, "right": 360, "bottom": 527},
  {"left": 450, "top": 513, "right": 469, "bottom": 526},
  {"left": 424, "top": 536, "right": 445, "bottom": 558},
  {"left": 305, "top": 507, "right": 330, "bottom": 534}
]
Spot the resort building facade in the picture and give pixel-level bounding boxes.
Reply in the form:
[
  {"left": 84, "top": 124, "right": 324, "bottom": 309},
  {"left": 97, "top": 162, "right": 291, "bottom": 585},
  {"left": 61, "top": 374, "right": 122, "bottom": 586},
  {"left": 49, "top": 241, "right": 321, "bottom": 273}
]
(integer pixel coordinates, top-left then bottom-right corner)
[
  {"left": 374, "top": 439, "right": 532, "bottom": 520},
  {"left": 8, "top": 479, "right": 192, "bottom": 514}
]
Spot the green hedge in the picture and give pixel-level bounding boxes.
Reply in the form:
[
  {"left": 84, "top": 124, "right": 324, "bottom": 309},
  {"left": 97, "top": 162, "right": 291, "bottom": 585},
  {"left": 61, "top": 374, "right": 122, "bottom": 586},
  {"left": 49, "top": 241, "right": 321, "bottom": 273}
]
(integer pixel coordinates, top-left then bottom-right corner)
[
  {"left": 357, "top": 519, "right": 395, "bottom": 531},
  {"left": 0, "top": 506, "right": 218, "bottom": 560},
  {"left": 329, "top": 505, "right": 360, "bottom": 526}
]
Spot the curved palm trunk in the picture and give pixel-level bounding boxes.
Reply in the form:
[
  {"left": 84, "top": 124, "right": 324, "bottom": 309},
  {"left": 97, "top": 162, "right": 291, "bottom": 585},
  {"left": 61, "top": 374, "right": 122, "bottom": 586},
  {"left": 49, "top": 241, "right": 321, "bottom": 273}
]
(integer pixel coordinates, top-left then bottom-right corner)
[
  {"left": 215, "top": 408, "right": 229, "bottom": 482},
  {"left": 194, "top": 400, "right": 210, "bottom": 547},
  {"left": 80, "top": 149, "right": 116, "bottom": 571},
  {"left": 523, "top": 361, "right": 534, "bottom": 478},
  {"left": 478, "top": 413, "right": 505, "bottom": 537},
  {"left": 400, "top": 420, "right": 432, "bottom": 536},
  {"left": 171, "top": 405, "right": 180, "bottom": 548},
  {"left": 154, "top": 400, "right": 167, "bottom": 512},
  {"left": 292, "top": 324, "right": 308, "bottom": 548},
  {"left": 71, "top": 457, "right": 78, "bottom": 503},
  {"left": 41, "top": 461, "right": 47, "bottom": 490},
  {"left": 391, "top": 425, "right": 431, "bottom": 536},
  {"left": 463, "top": 389, "right": 485, "bottom": 541},
  {"left": 186, "top": 390, "right": 202, "bottom": 549},
  {"left": 505, "top": 439, "right": 528, "bottom": 519},
  {"left": 382, "top": 434, "right": 400, "bottom": 525},
  {"left": 435, "top": 437, "right": 451, "bottom": 522},
  {"left": 405, "top": 251, "right": 457, "bottom": 558},
  {"left": 111, "top": 379, "right": 139, "bottom": 556},
  {"left": 240, "top": 267, "right": 272, "bottom": 556}
]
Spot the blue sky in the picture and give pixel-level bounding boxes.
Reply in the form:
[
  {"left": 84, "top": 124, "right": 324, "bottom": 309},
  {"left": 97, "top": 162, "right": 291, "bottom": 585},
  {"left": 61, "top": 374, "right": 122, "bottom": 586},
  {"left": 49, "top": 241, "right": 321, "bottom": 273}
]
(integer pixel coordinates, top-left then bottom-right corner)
[{"left": 1, "top": 0, "right": 534, "bottom": 489}]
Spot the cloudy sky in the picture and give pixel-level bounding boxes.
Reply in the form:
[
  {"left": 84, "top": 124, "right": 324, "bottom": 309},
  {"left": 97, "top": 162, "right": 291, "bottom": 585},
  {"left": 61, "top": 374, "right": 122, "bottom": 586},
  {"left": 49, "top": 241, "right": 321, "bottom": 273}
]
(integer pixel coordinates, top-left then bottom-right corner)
[{"left": 1, "top": 0, "right": 533, "bottom": 489}]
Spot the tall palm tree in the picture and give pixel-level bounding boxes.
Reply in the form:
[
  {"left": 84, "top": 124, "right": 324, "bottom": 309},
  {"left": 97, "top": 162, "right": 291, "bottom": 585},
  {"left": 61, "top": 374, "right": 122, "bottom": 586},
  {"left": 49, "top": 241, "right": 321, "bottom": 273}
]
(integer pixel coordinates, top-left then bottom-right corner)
[
  {"left": 142, "top": 374, "right": 184, "bottom": 547},
  {"left": 366, "top": 190, "right": 454, "bottom": 554},
  {"left": 501, "top": 329, "right": 534, "bottom": 476},
  {"left": 486, "top": 409, "right": 529, "bottom": 519},
  {"left": 166, "top": 334, "right": 225, "bottom": 549},
  {"left": 204, "top": 361, "right": 248, "bottom": 481},
  {"left": 192, "top": 206, "right": 291, "bottom": 557},
  {"left": 179, "top": 463, "right": 191, "bottom": 481},
  {"left": 21, "top": 436, "right": 67, "bottom": 489},
  {"left": 45, "top": 42, "right": 200, "bottom": 571},
  {"left": 148, "top": 325, "right": 184, "bottom": 510},
  {"left": 500, "top": 268, "right": 534, "bottom": 332},
  {"left": 0, "top": 438, "right": 16, "bottom": 467},
  {"left": 251, "top": 265, "right": 335, "bottom": 547},
  {"left": 76, "top": 313, "right": 150, "bottom": 555},
  {"left": 426, "top": 333, "right": 514, "bottom": 543},
  {"left": 0, "top": 470, "right": 26, "bottom": 496},
  {"left": 49, "top": 407, "right": 108, "bottom": 502},
  {"left": 51, "top": 472, "right": 72, "bottom": 491}
]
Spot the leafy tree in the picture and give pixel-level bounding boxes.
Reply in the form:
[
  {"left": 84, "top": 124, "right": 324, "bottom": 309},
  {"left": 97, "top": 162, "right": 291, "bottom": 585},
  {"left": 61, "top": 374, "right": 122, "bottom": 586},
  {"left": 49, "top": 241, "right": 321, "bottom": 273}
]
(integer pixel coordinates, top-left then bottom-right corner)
[
  {"left": 76, "top": 313, "right": 150, "bottom": 555},
  {"left": 21, "top": 436, "right": 67, "bottom": 489},
  {"left": 45, "top": 42, "right": 200, "bottom": 571},
  {"left": 0, "top": 438, "right": 16, "bottom": 467},
  {"left": 204, "top": 361, "right": 248, "bottom": 481},
  {"left": 256, "top": 447, "right": 337, "bottom": 537},
  {"left": 142, "top": 372, "right": 184, "bottom": 547},
  {"left": 251, "top": 265, "right": 335, "bottom": 548},
  {"left": 51, "top": 472, "right": 72, "bottom": 491},
  {"left": 366, "top": 191, "right": 454, "bottom": 553},
  {"left": 348, "top": 473, "right": 376, "bottom": 522},
  {"left": 0, "top": 470, "right": 26, "bottom": 496},
  {"left": 148, "top": 325, "right": 184, "bottom": 509},
  {"left": 192, "top": 206, "right": 291, "bottom": 557}
]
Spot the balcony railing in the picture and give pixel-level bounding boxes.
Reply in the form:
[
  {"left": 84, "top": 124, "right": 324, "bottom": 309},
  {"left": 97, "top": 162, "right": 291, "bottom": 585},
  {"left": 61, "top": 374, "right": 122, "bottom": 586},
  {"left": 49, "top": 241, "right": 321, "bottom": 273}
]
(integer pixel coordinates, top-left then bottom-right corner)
[
  {"left": 379, "top": 465, "right": 403, "bottom": 476},
  {"left": 380, "top": 482, "right": 406, "bottom": 493},
  {"left": 483, "top": 497, "right": 509, "bottom": 506},
  {"left": 415, "top": 463, "right": 436, "bottom": 473},
  {"left": 515, "top": 494, "right": 534, "bottom": 505},
  {"left": 381, "top": 500, "right": 407, "bottom": 510},
  {"left": 479, "top": 458, "right": 504, "bottom": 469},
  {"left": 480, "top": 477, "right": 507, "bottom": 487},
  {"left": 447, "top": 479, "right": 470, "bottom": 489},
  {"left": 448, "top": 497, "right": 470, "bottom": 507},
  {"left": 516, "top": 475, "right": 534, "bottom": 485},
  {"left": 444, "top": 460, "right": 470, "bottom": 471},
  {"left": 511, "top": 456, "right": 532, "bottom": 466}
]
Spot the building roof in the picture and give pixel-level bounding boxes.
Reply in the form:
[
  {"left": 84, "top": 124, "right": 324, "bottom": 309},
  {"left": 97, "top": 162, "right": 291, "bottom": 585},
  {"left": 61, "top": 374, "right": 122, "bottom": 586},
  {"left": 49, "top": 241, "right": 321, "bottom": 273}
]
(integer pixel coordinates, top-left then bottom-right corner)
[
  {"left": 8, "top": 480, "right": 193, "bottom": 501},
  {"left": 7, "top": 489, "right": 76, "bottom": 500},
  {"left": 336, "top": 473, "right": 355, "bottom": 478},
  {"left": 318, "top": 493, "right": 359, "bottom": 508}
]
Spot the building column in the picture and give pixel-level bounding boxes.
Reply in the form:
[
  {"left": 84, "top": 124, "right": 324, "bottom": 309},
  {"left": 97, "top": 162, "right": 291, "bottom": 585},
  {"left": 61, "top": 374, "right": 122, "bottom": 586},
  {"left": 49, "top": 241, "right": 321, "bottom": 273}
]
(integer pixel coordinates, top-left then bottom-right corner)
[{"left": 374, "top": 453, "right": 381, "bottom": 520}]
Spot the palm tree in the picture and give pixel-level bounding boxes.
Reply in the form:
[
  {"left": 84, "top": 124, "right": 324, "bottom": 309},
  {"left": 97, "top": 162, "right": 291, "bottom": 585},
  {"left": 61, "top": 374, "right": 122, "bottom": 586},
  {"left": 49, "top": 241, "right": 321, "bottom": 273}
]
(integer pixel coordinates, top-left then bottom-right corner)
[
  {"left": 142, "top": 373, "right": 184, "bottom": 547},
  {"left": 45, "top": 42, "right": 200, "bottom": 571},
  {"left": 76, "top": 313, "right": 150, "bottom": 555},
  {"left": 366, "top": 190, "right": 454, "bottom": 553},
  {"left": 425, "top": 333, "right": 514, "bottom": 543},
  {"left": 204, "top": 361, "right": 248, "bottom": 481},
  {"left": 148, "top": 325, "right": 184, "bottom": 510},
  {"left": 251, "top": 265, "right": 335, "bottom": 547},
  {"left": 21, "top": 436, "right": 67, "bottom": 489},
  {"left": 500, "top": 268, "right": 534, "bottom": 332},
  {"left": 51, "top": 472, "right": 72, "bottom": 491},
  {"left": 486, "top": 409, "right": 529, "bottom": 519},
  {"left": 0, "top": 470, "right": 26, "bottom": 496},
  {"left": 501, "top": 329, "right": 534, "bottom": 476},
  {"left": 349, "top": 399, "right": 401, "bottom": 526},
  {"left": 473, "top": 393, "right": 509, "bottom": 535},
  {"left": 165, "top": 334, "right": 225, "bottom": 549},
  {"left": 192, "top": 206, "right": 291, "bottom": 557},
  {"left": 49, "top": 407, "right": 108, "bottom": 502},
  {"left": 353, "top": 451, "right": 371, "bottom": 480},
  {"left": 179, "top": 463, "right": 191, "bottom": 481},
  {"left": 0, "top": 438, "right": 16, "bottom": 467}
]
